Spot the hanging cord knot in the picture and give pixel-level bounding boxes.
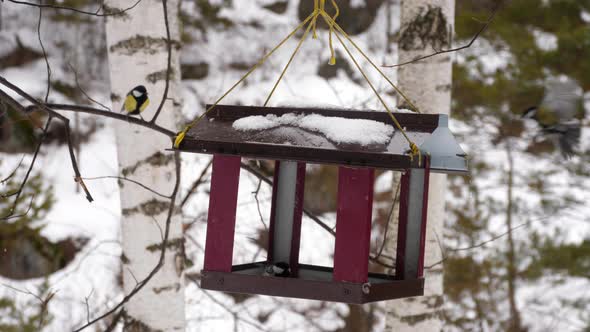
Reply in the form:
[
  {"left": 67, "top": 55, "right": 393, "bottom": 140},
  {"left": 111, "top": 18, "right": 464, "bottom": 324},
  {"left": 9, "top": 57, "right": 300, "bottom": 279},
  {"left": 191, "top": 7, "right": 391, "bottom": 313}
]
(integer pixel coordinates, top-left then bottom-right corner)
[
  {"left": 408, "top": 142, "right": 422, "bottom": 166},
  {"left": 327, "top": 0, "right": 339, "bottom": 65},
  {"left": 312, "top": 0, "right": 320, "bottom": 39},
  {"left": 174, "top": 127, "right": 188, "bottom": 148},
  {"left": 311, "top": 0, "right": 339, "bottom": 65}
]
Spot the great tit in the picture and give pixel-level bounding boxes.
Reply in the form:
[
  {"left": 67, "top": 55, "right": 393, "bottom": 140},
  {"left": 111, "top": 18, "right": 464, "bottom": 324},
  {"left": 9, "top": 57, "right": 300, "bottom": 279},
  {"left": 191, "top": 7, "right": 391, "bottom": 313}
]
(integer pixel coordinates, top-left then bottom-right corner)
[
  {"left": 522, "top": 79, "right": 583, "bottom": 159},
  {"left": 263, "top": 262, "right": 291, "bottom": 277},
  {"left": 121, "top": 85, "right": 150, "bottom": 118}
]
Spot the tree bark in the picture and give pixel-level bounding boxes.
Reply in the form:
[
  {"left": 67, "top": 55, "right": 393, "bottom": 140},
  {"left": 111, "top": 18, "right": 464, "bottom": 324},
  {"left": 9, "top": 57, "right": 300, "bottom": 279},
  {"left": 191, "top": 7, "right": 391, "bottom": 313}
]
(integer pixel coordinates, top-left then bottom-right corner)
[
  {"left": 385, "top": 0, "right": 455, "bottom": 331},
  {"left": 105, "top": 1, "right": 185, "bottom": 331},
  {"left": 505, "top": 142, "right": 523, "bottom": 332}
]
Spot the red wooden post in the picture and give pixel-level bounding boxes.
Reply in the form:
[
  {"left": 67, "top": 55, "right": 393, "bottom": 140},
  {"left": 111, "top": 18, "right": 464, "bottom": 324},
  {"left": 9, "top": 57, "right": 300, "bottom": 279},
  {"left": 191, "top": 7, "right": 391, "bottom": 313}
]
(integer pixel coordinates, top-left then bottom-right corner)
[
  {"left": 203, "top": 155, "right": 241, "bottom": 272},
  {"left": 333, "top": 167, "right": 375, "bottom": 283}
]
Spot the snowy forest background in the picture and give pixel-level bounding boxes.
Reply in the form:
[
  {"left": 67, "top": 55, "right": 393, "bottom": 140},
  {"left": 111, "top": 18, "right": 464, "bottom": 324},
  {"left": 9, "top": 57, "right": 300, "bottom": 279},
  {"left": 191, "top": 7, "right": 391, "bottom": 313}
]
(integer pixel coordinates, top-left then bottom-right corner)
[{"left": 1, "top": 0, "right": 590, "bottom": 331}]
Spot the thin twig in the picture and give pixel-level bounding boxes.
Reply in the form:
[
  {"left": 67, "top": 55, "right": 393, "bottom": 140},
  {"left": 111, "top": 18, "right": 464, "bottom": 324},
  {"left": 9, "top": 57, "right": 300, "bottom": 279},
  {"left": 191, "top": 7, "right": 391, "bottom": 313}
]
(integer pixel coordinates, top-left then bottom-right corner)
[
  {"left": 371, "top": 178, "right": 400, "bottom": 261},
  {"left": 0, "top": 78, "right": 43, "bottom": 132},
  {"left": 82, "top": 176, "right": 172, "bottom": 199},
  {"left": 1, "top": 118, "right": 51, "bottom": 220},
  {"left": 84, "top": 288, "right": 95, "bottom": 324},
  {"left": 7, "top": 0, "right": 143, "bottom": 17},
  {"left": 103, "top": 309, "right": 125, "bottom": 332},
  {"left": 425, "top": 222, "right": 529, "bottom": 270},
  {"left": 149, "top": 0, "right": 172, "bottom": 124},
  {"left": 67, "top": 62, "right": 110, "bottom": 111},
  {"left": 383, "top": 4, "right": 502, "bottom": 68},
  {"left": 1, "top": 283, "right": 56, "bottom": 329},
  {"left": 45, "top": 103, "right": 175, "bottom": 138},
  {"left": 73, "top": 153, "right": 181, "bottom": 331},
  {"left": 241, "top": 161, "right": 397, "bottom": 269},
  {"left": 37, "top": 3, "right": 51, "bottom": 103},
  {"left": 240, "top": 162, "right": 336, "bottom": 236},
  {"left": 186, "top": 275, "right": 270, "bottom": 332},
  {"left": 0, "top": 76, "right": 94, "bottom": 202},
  {"left": 252, "top": 179, "right": 268, "bottom": 231},
  {"left": 2, "top": 194, "right": 36, "bottom": 220},
  {"left": 0, "top": 156, "right": 25, "bottom": 185},
  {"left": 449, "top": 223, "right": 528, "bottom": 252},
  {"left": 180, "top": 158, "right": 213, "bottom": 208}
]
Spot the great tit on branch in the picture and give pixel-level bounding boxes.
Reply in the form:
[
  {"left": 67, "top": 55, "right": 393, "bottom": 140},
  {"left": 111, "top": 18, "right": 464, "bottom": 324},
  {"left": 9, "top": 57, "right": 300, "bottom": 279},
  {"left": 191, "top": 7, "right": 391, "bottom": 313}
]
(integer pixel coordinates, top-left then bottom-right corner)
[
  {"left": 522, "top": 79, "right": 583, "bottom": 159},
  {"left": 121, "top": 85, "right": 150, "bottom": 119}
]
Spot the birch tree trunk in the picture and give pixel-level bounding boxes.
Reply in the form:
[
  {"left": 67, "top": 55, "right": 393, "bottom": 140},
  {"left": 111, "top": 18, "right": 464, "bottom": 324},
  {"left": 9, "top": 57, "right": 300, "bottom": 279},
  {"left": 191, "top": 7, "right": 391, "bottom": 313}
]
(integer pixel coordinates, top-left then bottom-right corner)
[
  {"left": 105, "top": 1, "right": 185, "bottom": 330},
  {"left": 385, "top": 1, "right": 455, "bottom": 331}
]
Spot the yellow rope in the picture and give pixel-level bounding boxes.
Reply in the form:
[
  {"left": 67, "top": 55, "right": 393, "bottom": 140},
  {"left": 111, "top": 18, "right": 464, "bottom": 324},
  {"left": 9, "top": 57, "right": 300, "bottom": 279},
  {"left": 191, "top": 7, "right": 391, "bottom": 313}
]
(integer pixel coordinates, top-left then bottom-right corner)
[
  {"left": 312, "top": 0, "right": 319, "bottom": 39},
  {"left": 320, "top": 12, "right": 421, "bottom": 114},
  {"left": 264, "top": 18, "right": 314, "bottom": 107},
  {"left": 323, "top": 14, "right": 421, "bottom": 164},
  {"left": 174, "top": 11, "right": 317, "bottom": 148},
  {"left": 327, "top": 0, "right": 339, "bottom": 65},
  {"left": 175, "top": 0, "right": 422, "bottom": 165}
]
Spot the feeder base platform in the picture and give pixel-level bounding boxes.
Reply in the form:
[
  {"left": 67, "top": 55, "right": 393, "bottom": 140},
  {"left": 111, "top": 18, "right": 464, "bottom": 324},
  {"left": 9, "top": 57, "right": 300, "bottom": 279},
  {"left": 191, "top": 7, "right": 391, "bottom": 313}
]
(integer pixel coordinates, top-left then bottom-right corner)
[{"left": 201, "top": 262, "right": 424, "bottom": 304}]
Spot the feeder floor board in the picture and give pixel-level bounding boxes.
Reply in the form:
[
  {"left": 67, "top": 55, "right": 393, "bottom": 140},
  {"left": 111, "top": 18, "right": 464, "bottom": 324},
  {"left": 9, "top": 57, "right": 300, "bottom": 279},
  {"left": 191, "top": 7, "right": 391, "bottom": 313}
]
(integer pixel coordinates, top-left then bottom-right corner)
[
  {"left": 176, "top": 105, "right": 441, "bottom": 170},
  {"left": 201, "top": 263, "right": 424, "bottom": 304}
]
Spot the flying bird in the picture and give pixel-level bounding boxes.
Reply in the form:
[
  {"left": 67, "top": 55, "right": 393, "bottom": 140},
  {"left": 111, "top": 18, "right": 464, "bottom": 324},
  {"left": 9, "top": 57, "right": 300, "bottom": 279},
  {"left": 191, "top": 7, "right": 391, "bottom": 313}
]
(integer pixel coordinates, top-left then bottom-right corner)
[
  {"left": 121, "top": 85, "right": 150, "bottom": 119},
  {"left": 522, "top": 79, "right": 583, "bottom": 159}
]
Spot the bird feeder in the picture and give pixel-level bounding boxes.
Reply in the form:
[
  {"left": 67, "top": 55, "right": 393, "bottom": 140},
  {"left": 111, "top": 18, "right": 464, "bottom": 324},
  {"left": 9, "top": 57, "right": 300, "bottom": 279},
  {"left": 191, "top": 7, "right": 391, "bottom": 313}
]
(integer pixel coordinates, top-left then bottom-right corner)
[{"left": 175, "top": 104, "right": 468, "bottom": 304}]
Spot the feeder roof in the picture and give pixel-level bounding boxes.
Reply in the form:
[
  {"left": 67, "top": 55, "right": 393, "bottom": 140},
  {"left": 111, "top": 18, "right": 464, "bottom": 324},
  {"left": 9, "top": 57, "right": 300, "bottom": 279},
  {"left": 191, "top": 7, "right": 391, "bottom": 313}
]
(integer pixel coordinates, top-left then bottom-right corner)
[{"left": 175, "top": 105, "right": 468, "bottom": 174}]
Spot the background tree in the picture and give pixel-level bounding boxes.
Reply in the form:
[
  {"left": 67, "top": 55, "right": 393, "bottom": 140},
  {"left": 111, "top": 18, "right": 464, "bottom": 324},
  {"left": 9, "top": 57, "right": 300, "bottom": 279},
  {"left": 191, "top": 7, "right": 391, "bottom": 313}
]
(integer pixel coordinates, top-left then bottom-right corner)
[
  {"left": 445, "top": 0, "right": 590, "bottom": 331},
  {"left": 384, "top": 0, "right": 455, "bottom": 331},
  {"left": 105, "top": 0, "right": 185, "bottom": 330}
]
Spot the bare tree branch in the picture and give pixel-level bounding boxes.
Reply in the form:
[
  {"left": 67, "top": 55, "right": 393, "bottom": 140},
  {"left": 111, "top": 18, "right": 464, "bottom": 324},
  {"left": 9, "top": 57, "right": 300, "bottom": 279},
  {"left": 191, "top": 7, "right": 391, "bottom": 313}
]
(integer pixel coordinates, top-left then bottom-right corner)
[
  {"left": 186, "top": 275, "right": 271, "bottom": 332},
  {"left": 67, "top": 62, "right": 110, "bottom": 111},
  {"left": 371, "top": 178, "right": 400, "bottom": 262},
  {"left": 84, "top": 288, "right": 95, "bottom": 324},
  {"left": 73, "top": 153, "right": 182, "bottom": 331},
  {"left": 1, "top": 118, "right": 50, "bottom": 220},
  {"left": 0, "top": 156, "right": 25, "bottom": 184},
  {"left": 149, "top": 0, "right": 172, "bottom": 124},
  {"left": 449, "top": 223, "right": 528, "bottom": 253},
  {"left": 45, "top": 103, "right": 175, "bottom": 137},
  {"left": 37, "top": 4, "right": 50, "bottom": 103},
  {"left": 103, "top": 309, "right": 125, "bottom": 332},
  {"left": 1, "top": 283, "right": 57, "bottom": 329},
  {"left": 241, "top": 161, "right": 397, "bottom": 269},
  {"left": 252, "top": 178, "right": 269, "bottom": 231},
  {"left": 240, "top": 161, "right": 336, "bottom": 236},
  {"left": 382, "top": 4, "right": 501, "bottom": 68},
  {"left": 0, "top": 88, "right": 42, "bottom": 130},
  {"left": 2, "top": 195, "right": 37, "bottom": 222},
  {"left": 6, "top": 0, "right": 143, "bottom": 17},
  {"left": 180, "top": 158, "right": 213, "bottom": 209},
  {"left": 0, "top": 76, "right": 94, "bottom": 202},
  {"left": 82, "top": 176, "right": 172, "bottom": 199}
]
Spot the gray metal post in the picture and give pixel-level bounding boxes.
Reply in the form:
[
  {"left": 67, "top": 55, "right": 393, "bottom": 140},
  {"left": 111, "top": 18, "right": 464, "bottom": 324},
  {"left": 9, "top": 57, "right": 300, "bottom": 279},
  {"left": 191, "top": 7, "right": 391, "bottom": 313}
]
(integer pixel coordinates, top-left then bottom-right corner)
[
  {"left": 272, "top": 161, "right": 298, "bottom": 263},
  {"left": 396, "top": 165, "right": 430, "bottom": 280}
]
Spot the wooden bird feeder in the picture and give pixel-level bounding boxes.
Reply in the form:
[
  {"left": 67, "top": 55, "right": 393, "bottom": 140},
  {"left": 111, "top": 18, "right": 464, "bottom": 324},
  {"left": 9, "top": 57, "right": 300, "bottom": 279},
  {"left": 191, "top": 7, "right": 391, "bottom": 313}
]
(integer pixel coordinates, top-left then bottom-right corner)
[{"left": 175, "top": 104, "right": 468, "bottom": 304}]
